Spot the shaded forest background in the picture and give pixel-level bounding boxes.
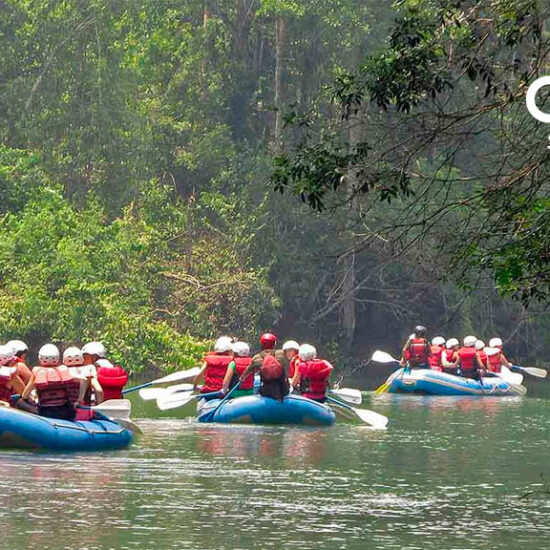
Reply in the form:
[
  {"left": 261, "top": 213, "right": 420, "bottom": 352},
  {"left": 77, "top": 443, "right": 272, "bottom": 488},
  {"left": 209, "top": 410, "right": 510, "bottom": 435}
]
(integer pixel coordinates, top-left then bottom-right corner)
[{"left": 0, "top": 0, "right": 548, "bottom": 372}]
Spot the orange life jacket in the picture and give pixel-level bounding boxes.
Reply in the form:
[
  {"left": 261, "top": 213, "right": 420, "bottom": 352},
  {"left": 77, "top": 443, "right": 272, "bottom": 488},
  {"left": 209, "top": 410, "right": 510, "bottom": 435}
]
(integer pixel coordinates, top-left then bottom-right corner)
[
  {"left": 202, "top": 353, "right": 233, "bottom": 393},
  {"left": 33, "top": 366, "right": 74, "bottom": 408}
]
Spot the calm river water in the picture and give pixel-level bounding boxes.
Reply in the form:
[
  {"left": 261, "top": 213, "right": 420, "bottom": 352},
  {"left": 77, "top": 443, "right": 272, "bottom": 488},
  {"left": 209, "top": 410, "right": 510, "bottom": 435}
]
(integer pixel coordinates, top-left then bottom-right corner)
[{"left": 0, "top": 394, "right": 548, "bottom": 550}]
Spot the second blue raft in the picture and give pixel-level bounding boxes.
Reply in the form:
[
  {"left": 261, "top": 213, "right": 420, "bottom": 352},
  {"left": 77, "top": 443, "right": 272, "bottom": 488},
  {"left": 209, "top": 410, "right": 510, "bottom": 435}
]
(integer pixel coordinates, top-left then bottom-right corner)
[
  {"left": 197, "top": 394, "right": 336, "bottom": 426},
  {"left": 385, "top": 368, "right": 527, "bottom": 396}
]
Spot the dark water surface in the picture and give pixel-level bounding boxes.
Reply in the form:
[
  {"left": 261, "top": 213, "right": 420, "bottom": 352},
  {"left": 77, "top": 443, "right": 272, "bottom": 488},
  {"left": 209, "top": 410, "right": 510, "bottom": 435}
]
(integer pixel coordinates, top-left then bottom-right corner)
[{"left": 0, "top": 394, "right": 548, "bottom": 550}]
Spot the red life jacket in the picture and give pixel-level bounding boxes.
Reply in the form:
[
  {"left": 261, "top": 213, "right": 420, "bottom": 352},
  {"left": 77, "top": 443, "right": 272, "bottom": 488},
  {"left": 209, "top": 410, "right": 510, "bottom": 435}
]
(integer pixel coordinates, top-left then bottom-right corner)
[
  {"left": 444, "top": 349, "right": 455, "bottom": 364},
  {"left": 428, "top": 345, "right": 444, "bottom": 371},
  {"left": 202, "top": 353, "right": 233, "bottom": 393},
  {"left": 34, "top": 366, "right": 74, "bottom": 408},
  {"left": 477, "top": 351, "right": 488, "bottom": 369},
  {"left": 458, "top": 347, "right": 477, "bottom": 373},
  {"left": 298, "top": 359, "right": 333, "bottom": 401},
  {"left": 487, "top": 352, "right": 503, "bottom": 373},
  {"left": 0, "top": 366, "right": 16, "bottom": 403},
  {"left": 288, "top": 355, "right": 299, "bottom": 378},
  {"left": 97, "top": 364, "right": 129, "bottom": 401},
  {"left": 260, "top": 354, "right": 284, "bottom": 381},
  {"left": 232, "top": 357, "right": 254, "bottom": 390},
  {"left": 409, "top": 338, "right": 429, "bottom": 365}
]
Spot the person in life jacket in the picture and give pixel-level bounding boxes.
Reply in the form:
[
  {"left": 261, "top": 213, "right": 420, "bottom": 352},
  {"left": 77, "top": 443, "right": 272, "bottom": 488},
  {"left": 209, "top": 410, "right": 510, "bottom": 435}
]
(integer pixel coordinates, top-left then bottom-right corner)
[
  {"left": 221, "top": 341, "right": 254, "bottom": 398},
  {"left": 240, "top": 333, "right": 290, "bottom": 401},
  {"left": 400, "top": 326, "right": 431, "bottom": 369},
  {"left": 428, "top": 336, "right": 446, "bottom": 371},
  {"left": 0, "top": 344, "right": 26, "bottom": 406},
  {"left": 6, "top": 340, "right": 32, "bottom": 385},
  {"left": 282, "top": 340, "right": 300, "bottom": 378},
  {"left": 193, "top": 336, "right": 234, "bottom": 397},
  {"left": 485, "top": 337, "right": 513, "bottom": 373},
  {"left": 292, "top": 344, "right": 333, "bottom": 403},
  {"left": 442, "top": 338, "right": 459, "bottom": 373},
  {"left": 457, "top": 336, "right": 485, "bottom": 379},
  {"left": 475, "top": 340, "right": 488, "bottom": 371},
  {"left": 96, "top": 358, "right": 128, "bottom": 401},
  {"left": 21, "top": 344, "right": 86, "bottom": 421}
]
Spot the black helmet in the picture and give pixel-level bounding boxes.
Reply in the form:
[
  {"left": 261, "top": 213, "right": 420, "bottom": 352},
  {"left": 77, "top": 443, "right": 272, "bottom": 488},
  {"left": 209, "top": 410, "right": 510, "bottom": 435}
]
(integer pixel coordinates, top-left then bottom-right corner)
[{"left": 414, "top": 325, "right": 427, "bottom": 337}]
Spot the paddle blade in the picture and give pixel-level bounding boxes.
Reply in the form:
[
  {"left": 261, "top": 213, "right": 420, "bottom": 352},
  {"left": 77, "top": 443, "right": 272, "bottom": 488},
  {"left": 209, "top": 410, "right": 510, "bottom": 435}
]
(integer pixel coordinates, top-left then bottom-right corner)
[
  {"left": 156, "top": 391, "right": 195, "bottom": 411},
  {"left": 374, "top": 382, "right": 391, "bottom": 395},
  {"left": 354, "top": 408, "right": 389, "bottom": 429},
  {"left": 139, "top": 388, "right": 168, "bottom": 401},
  {"left": 93, "top": 399, "right": 131, "bottom": 420},
  {"left": 500, "top": 366, "right": 523, "bottom": 386},
  {"left": 513, "top": 366, "right": 547, "bottom": 379},
  {"left": 330, "top": 388, "right": 362, "bottom": 405},
  {"left": 371, "top": 350, "right": 400, "bottom": 364},
  {"left": 152, "top": 367, "right": 201, "bottom": 386}
]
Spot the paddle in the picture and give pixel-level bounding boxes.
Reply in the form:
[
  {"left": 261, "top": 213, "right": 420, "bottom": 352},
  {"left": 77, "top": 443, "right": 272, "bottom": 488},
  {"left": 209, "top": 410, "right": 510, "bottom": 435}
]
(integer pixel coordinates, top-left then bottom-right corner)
[
  {"left": 76, "top": 399, "right": 141, "bottom": 433},
  {"left": 122, "top": 367, "right": 201, "bottom": 395},
  {"left": 201, "top": 380, "right": 242, "bottom": 422},
  {"left": 498, "top": 365, "right": 523, "bottom": 385},
  {"left": 510, "top": 365, "right": 547, "bottom": 379},
  {"left": 374, "top": 368, "right": 405, "bottom": 395},
  {"left": 371, "top": 350, "right": 400, "bottom": 364},
  {"left": 326, "top": 396, "right": 388, "bottom": 429},
  {"left": 138, "top": 383, "right": 194, "bottom": 401},
  {"left": 329, "top": 388, "right": 362, "bottom": 405},
  {"left": 156, "top": 390, "right": 221, "bottom": 411}
]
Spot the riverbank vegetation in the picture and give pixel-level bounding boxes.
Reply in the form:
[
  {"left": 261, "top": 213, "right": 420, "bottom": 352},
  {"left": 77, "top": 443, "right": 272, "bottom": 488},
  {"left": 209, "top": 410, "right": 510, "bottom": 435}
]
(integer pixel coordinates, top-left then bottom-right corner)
[{"left": 0, "top": 1, "right": 548, "bottom": 371}]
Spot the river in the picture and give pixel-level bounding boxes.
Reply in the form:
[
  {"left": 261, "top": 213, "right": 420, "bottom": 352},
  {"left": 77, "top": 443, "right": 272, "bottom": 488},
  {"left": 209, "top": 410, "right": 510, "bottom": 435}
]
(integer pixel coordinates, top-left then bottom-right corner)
[{"left": 0, "top": 394, "right": 548, "bottom": 550}]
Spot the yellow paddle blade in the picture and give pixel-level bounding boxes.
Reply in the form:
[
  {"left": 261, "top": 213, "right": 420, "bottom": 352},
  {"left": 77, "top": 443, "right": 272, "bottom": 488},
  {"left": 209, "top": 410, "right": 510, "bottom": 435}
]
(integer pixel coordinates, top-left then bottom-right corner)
[{"left": 374, "top": 381, "right": 391, "bottom": 395}]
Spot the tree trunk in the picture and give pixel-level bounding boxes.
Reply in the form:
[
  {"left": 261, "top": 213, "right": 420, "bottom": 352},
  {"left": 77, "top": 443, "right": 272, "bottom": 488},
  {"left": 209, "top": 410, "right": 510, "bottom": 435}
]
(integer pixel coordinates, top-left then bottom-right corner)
[
  {"left": 340, "top": 107, "right": 362, "bottom": 352},
  {"left": 274, "top": 14, "right": 286, "bottom": 154}
]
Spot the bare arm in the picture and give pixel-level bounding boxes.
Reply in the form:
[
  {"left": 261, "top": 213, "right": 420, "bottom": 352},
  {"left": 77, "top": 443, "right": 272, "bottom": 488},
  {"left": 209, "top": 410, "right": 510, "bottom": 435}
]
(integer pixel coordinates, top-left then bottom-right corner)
[
  {"left": 21, "top": 373, "right": 36, "bottom": 400},
  {"left": 193, "top": 361, "right": 208, "bottom": 392},
  {"left": 221, "top": 363, "right": 235, "bottom": 393},
  {"left": 500, "top": 353, "right": 512, "bottom": 368},
  {"left": 16, "top": 362, "right": 32, "bottom": 385}
]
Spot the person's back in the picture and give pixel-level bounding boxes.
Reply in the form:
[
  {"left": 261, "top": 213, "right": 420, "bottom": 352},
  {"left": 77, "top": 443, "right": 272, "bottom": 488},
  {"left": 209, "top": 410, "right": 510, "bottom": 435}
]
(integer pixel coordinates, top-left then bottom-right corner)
[
  {"left": 457, "top": 336, "right": 479, "bottom": 378},
  {"left": 221, "top": 341, "right": 254, "bottom": 398},
  {"left": 295, "top": 344, "right": 332, "bottom": 403},
  {"left": 0, "top": 345, "right": 25, "bottom": 405},
  {"left": 428, "top": 337, "right": 446, "bottom": 371}
]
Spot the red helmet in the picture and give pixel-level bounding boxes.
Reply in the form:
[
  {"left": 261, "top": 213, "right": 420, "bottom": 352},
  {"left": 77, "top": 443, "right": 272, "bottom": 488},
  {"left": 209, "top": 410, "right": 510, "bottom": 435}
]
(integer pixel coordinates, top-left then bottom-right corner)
[{"left": 260, "top": 332, "right": 277, "bottom": 350}]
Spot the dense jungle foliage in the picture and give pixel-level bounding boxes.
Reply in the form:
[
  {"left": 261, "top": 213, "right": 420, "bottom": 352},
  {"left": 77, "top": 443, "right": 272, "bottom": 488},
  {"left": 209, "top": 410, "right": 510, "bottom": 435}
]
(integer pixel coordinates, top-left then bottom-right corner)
[{"left": 0, "top": 0, "right": 548, "bottom": 372}]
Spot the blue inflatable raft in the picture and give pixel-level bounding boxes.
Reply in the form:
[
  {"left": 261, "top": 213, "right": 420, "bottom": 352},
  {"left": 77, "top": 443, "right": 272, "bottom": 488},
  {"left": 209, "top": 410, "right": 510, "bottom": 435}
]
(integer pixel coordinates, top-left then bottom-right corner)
[
  {"left": 0, "top": 407, "right": 135, "bottom": 451},
  {"left": 197, "top": 394, "right": 336, "bottom": 426},
  {"left": 385, "top": 368, "right": 527, "bottom": 396}
]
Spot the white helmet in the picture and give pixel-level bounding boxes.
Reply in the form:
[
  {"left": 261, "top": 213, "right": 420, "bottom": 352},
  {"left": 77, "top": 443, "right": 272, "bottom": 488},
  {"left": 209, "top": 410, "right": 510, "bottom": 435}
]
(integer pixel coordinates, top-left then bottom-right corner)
[
  {"left": 6, "top": 340, "right": 28, "bottom": 354},
  {"left": 489, "top": 337, "right": 503, "bottom": 348},
  {"left": 214, "top": 336, "right": 232, "bottom": 354},
  {"left": 298, "top": 343, "right": 317, "bottom": 361},
  {"left": 282, "top": 340, "right": 300, "bottom": 352},
  {"left": 463, "top": 335, "right": 477, "bottom": 347},
  {"left": 63, "top": 346, "right": 84, "bottom": 366},
  {"left": 232, "top": 341, "right": 250, "bottom": 357},
  {"left": 432, "top": 336, "right": 445, "bottom": 346},
  {"left": 82, "top": 342, "right": 106, "bottom": 358},
  {"left": 96, "top": 358, "right": 113, "bottom": 368},
  {"left": 38, "top": 344, "right": 60, "bottom": 366},
  {"left": 446, "top": 338, "right": 459, "bottom": 349},
  {"left": 475, "top": 340, "right": 485, "bottom": 351},
  {"left": 0, "top": 345, "right": 13, "bottom": 366}
]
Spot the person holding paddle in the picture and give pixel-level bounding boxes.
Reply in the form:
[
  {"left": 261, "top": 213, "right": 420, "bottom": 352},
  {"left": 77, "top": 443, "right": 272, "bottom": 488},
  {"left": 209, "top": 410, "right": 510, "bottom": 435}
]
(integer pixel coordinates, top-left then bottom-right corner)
[{"left": 400, "top": 326, "right": 431, "bottom": 369}]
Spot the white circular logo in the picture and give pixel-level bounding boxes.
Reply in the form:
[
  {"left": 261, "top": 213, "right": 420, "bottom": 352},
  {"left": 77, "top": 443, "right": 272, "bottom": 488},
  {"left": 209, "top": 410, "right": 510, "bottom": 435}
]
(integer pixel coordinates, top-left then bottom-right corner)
[{"left": 526, "top": 76, "right": 550, "bottom": 123}]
